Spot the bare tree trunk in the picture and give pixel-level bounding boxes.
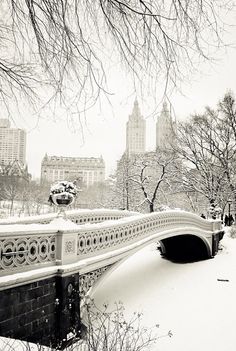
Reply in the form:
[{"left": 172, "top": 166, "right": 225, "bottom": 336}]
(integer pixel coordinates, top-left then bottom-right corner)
[
  {"left": 10, "top": 199, "right": 14, "bottom": 216},
  {"left": 126, "top": 181, "right": 129, "bottom": 211}
]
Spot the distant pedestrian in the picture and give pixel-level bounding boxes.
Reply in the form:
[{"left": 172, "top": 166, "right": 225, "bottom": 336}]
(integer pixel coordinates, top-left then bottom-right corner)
[
  {"left": 229, "top": 214, "right": 234, "bottom": 226},
  {"left": 200, "top": 213, "right": 206, "bottom": 219},
  {"left": 224, "top": 214, "right": 229, "bottom": 226}
]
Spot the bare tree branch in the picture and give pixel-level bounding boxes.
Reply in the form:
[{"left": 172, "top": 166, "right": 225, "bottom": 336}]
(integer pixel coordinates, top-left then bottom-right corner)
[{"left": 0, "top": 0, "right": 231, "bottom": 123}]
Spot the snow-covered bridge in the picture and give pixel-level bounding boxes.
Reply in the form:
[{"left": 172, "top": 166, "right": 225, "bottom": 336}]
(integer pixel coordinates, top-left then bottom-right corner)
[{"left": 0, "top": 209, "right": 224, "bottom": 348}]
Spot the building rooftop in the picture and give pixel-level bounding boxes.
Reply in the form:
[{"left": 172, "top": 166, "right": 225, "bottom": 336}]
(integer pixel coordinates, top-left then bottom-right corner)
[{"left": 42, "top": 155, "right": 105, "bottom": 166}]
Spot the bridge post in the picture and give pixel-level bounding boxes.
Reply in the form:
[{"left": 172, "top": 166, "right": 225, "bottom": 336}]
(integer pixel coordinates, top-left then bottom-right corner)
[
  {"left": 211, "top": 220, "right": 224, "bottom": 257},
  {"left": 212, "top": 231, "right": 225, "bottom": 256},
  {"left": 56, "top": 229, "right": 78, "bottom": 265},
  {"left": 0, "top": 274, "right": 82, "bottom": 349},
  {"left": 54, "top": 230, "right": 84, "bottom": 347},
  {"left": 55, "top": 273, "right": 81, "bottom": 349},
  {"left": 0, "top": 227, "right": 83, "bottom": 349}
]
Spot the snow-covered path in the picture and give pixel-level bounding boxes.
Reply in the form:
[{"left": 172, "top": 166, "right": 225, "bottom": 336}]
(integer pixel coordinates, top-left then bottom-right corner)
[{"left": 91, "top": 233, "right": 236, "bottom": 351}]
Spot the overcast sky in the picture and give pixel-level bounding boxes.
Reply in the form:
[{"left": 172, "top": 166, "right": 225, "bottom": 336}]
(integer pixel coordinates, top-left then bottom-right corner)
[{"left": 10, "top": 11, "right": 236, "bottom": 180}]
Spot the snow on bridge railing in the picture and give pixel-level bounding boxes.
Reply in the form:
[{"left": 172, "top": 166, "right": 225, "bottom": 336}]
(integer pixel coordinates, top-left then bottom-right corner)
[
  {"left": 0, "top": 208, "right": 139, "bottom": 225},
  {"left": 0, "top": 210, "right": 222, "bottom": 277}
]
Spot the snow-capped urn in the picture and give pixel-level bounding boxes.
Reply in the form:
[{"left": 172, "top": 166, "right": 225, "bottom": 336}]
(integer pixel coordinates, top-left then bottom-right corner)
[{"left": 48, "top": 180, "right": 78, "bottom": 208}]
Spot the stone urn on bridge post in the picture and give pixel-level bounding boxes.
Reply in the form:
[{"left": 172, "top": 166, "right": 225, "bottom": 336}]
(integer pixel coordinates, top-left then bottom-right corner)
[{"left": 48, "top": 180, "right": 78, "bottom": 218}]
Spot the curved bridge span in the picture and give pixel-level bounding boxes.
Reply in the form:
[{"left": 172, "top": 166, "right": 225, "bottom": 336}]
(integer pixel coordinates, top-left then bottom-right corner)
[
  {"left": 0, "top": 210, "right": 223, "bottom": 288},
  {"left": 0, "top": 209, "right": 224, "bottom": 348},
  {"left": 66, "top": 210, "right": 223, "bottom": 295}
]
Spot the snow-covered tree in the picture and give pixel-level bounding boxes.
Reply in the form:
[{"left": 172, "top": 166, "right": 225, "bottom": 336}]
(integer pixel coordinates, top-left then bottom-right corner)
[
  {"left": 0, "top": 180, "right": 21, "bottom": 216},
  {"left": 130, "top": 150, "right": 178, "bottom": 212},
  {"left": 175, "top": 92, "right": 236, "bottom": 215},
  {"left": 115, "top": 154, "right": 142, "bottom": 210},
  {"left": 115, "top": 150, "right": 178, "bottom": 213}
]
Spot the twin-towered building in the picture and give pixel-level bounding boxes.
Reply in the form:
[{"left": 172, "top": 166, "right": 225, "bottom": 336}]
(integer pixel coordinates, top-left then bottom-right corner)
[
  {"left": 126, "top": 99, "right": 175, "bottom": 155},
  {"left": 117, "top": 99, "right": 176, "bottom": 211}
]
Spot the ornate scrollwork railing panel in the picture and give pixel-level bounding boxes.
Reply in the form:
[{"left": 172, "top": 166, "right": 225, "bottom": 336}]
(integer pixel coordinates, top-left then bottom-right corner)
[{"left": 0, "top": 232, "right": 56, "bottom": 273}]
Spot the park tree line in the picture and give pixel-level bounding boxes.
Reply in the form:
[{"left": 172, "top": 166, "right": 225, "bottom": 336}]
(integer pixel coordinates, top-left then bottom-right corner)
[
  {"left": 1, "top": 92, "right": 236, "bottom": 218},
  {"left": 0, "top": 178, "right": 52, "bottom": 217}
]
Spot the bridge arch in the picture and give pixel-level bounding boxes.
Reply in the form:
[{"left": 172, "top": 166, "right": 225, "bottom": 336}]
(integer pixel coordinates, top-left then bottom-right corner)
[{"left": 159, "top": 234, "right": 211, "bottom": 262}]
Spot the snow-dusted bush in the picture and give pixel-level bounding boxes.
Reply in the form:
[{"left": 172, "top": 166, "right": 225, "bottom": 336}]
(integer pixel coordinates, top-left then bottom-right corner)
[
  {"left": 0, "top": 299, "right": 172, "bottom": 351},
  {"left": 229, "top": 225, "right": 236, "bottom": 238},
  {"left": 82, "top": 298, "right": 172, "bottom": 351}
]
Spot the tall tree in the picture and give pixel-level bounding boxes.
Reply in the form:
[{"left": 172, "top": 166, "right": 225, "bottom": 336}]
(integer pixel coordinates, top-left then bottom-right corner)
[
  {"left": 1, "top": 179, "right": 21, "bottom": 216},
  {"left": 128, "top": 150, "right": 177, "bottom": 212},
  {"left": 218, "top": 93, "right": 236, "bottom": 198},
  {"left": 175, "top": 92, "right": 236, "bottom": 216},
  {"left": 116, "top": 153, "right": 141, "bottom": 210}
]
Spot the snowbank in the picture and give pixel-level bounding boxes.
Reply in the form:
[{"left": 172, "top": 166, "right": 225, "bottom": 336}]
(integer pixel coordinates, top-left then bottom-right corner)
[{"left": 92, "top": 228, "right": 236, "bottom": 351}]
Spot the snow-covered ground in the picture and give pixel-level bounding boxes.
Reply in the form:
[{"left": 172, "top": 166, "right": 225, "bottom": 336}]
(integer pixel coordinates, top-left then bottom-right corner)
[
  {"left": 91, "top": 228, "right": 236, "bottom": 351},
  {"left": 1, "top": 228, "right": 236, "bottom": 350}
]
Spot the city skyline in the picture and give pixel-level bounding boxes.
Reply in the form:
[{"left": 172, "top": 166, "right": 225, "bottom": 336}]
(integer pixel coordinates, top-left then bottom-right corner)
[
  {"left": 0, "top": 1, "right": 235, "bottom": 182},
  {"left": 25, "top": 97, "right": 178, "bottom": 180}
]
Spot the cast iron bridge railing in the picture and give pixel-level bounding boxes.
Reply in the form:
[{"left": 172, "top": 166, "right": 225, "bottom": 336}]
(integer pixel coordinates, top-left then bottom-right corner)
[{"left": 0, "top": 209, "right": 223, "bottom": 293}]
